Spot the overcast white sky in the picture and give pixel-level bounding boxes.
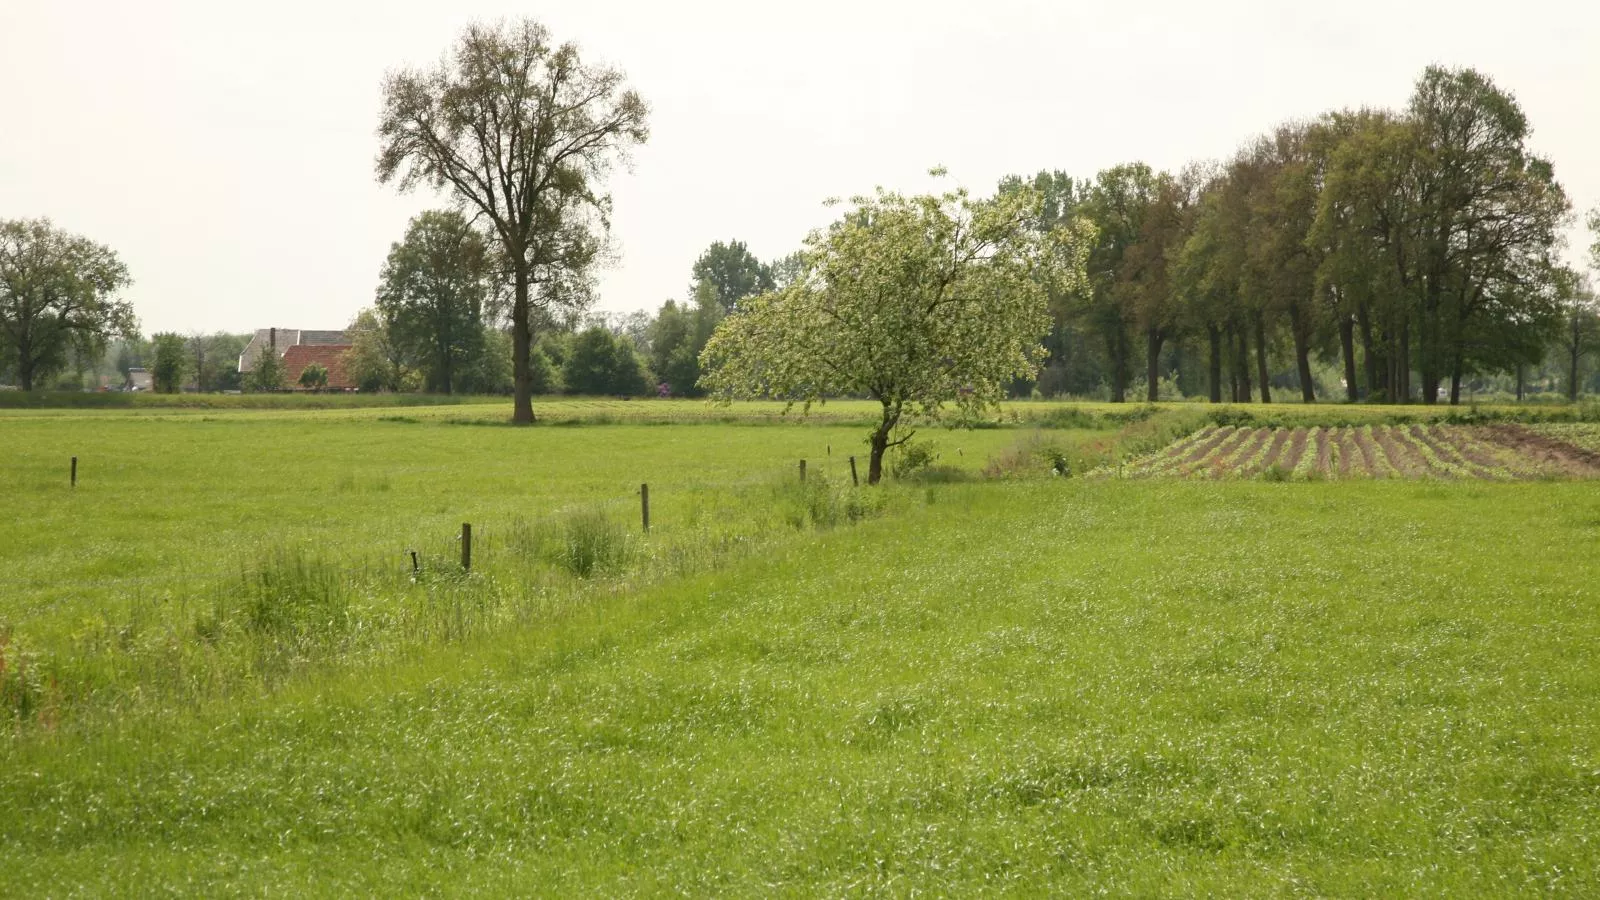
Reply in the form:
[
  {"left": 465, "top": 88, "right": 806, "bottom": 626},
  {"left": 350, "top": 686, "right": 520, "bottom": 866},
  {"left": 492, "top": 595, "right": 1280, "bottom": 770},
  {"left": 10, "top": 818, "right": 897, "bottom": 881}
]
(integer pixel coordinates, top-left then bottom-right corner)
[{"left": 2, "top": 0, "right": 1596, "bottom": 334}]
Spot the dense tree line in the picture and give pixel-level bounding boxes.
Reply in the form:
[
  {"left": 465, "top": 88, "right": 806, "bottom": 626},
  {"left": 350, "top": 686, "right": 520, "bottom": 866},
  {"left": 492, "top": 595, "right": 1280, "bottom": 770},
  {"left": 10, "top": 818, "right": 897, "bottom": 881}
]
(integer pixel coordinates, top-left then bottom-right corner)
[{"left": 998, "top": 66, "right": 1585, "bottom": 404}]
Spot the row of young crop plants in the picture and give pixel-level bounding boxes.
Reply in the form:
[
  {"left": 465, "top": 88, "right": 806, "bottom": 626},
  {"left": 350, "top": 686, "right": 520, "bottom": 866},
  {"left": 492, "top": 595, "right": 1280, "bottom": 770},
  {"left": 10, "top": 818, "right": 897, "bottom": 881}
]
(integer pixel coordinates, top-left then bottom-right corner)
[
  {"left": 1532, "top": 423, "right": 1600, "bottom": 454},
  {"left": 1114, "top": 424, "right": 1579, "bottom": 480}
]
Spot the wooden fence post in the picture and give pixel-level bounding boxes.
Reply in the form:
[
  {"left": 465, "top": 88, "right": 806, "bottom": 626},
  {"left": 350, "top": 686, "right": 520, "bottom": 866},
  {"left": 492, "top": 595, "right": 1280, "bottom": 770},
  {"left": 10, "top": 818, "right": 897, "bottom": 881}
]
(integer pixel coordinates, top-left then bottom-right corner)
[
  {"left": 461, "top": 523, "right": 472, "bottom": 572},
  {"left": 799, "top": 459, "right": 807, "bottom": 482},
  {"left": 71, "top": 456, "right": 77, "bottom": 488},
  {"left": 849, "top": 456, "right": 859, "bottom": 487},
  {"left": 640, "top": 483, "right": 650, "bottom": 533}
]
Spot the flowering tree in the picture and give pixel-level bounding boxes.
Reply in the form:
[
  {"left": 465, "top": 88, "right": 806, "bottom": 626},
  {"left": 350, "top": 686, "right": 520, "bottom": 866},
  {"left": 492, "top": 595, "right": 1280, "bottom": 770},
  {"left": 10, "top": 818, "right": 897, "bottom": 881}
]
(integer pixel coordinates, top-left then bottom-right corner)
[{"left": 700, "top": 176, "right": 1091, "bottom": 483}]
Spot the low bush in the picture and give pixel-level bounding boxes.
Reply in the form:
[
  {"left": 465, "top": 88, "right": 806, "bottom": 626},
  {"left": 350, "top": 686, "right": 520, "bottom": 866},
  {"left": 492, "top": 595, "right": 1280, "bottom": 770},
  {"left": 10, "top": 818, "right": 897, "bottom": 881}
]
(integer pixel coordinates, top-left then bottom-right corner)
[{"left": 890, "top": 439, "right": 940, "bottom": 480}]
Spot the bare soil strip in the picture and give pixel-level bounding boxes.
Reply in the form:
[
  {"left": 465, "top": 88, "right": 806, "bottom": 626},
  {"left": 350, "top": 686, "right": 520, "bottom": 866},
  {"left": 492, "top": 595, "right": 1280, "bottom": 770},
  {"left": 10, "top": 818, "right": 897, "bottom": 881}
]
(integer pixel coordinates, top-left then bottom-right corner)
[
  {"left": 1216, "top": 427, "right": 1271, "bottom": 478},
  {"left": 1169, "top": 426, "right": 1235, "bottom": 472},
  {"left": 1335, "top": 429, "right": 1359, "bottom": 478},
  {"left": 1259, "top": 428, "right": 1290, "bottom": 473},
  {"left": 1122, "top": 423, "right": 1597, "bottom": 481},
  {"left": 1370, "top": 426, "right": 1430, "bottom": 477},
  {"left": 1177, "top": 426, "right": 1250, "bottom": 477},
  {"left": 1278, "top": 428, "right": 1309, "bottom": 474},
  {"left": 1350, "top": 427, "right": 1384, "bottom": 477},
  {"left": 1407, "top": 425, "right": 1502, "bottom": 480},
  {"left": 1482, "top": 425, "right": 1600, "bottom": 477},
  {"left": 1440, "top": 427, "right": 1548, "bottom": 479}
]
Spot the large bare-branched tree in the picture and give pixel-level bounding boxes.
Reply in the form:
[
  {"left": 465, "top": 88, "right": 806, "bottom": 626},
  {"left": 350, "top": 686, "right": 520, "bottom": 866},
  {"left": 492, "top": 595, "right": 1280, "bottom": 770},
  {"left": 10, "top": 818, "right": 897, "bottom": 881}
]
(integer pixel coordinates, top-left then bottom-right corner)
[{"left": 376, "top": 19, "right": 648, "bottom": 423}]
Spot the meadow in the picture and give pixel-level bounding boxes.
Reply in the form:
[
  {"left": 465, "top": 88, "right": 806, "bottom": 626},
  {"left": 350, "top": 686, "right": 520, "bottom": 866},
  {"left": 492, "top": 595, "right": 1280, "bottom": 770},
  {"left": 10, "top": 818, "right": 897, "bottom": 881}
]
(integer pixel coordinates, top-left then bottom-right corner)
[{"left": 3, "top": 398, "right": 1600, "bottom": 894}]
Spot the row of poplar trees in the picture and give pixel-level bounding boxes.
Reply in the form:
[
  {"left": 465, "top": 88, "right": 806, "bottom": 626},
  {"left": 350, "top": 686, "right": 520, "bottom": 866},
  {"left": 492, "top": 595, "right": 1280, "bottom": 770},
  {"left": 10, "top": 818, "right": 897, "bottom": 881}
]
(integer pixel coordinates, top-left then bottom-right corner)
[{"left": 1010, "top": 65, "right": 1575, "bottom": 405}]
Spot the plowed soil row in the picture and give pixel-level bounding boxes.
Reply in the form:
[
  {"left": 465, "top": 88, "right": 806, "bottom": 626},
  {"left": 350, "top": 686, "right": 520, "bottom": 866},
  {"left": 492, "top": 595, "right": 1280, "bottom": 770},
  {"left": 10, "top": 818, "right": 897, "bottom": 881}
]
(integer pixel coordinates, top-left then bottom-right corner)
[{"left": 1118, "top": 425, "right": 1600, "bottom": 480}]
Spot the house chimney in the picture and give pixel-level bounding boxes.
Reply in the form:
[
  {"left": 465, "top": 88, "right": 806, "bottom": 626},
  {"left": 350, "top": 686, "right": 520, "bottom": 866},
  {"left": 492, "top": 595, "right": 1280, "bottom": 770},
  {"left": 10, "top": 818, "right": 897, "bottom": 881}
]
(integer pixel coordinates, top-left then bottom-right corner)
[{"left": 269, "top": 328, "right": 276, "bottom": 352}]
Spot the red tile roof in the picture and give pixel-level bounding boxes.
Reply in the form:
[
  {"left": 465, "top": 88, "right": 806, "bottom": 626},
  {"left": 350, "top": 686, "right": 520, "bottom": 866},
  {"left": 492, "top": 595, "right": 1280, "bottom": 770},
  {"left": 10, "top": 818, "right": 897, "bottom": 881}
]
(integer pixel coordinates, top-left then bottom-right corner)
[{"left": 280, "top": 344, "right": 355, "bottom": 390}]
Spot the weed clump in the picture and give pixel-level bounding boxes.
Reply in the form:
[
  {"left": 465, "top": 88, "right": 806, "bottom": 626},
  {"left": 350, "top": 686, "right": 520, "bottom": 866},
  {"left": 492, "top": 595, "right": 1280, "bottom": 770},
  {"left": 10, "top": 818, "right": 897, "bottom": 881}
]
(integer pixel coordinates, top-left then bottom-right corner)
[
  {"left": 240, "top": 547, "right": 350, "bottom": 641},
  {"left": 890, "top": 439, "right": 940, "bottom": 480},
  {"left": 776, "top": 477, "right": 884, "bottom": 530},
  {"left": 554, "top": 510, "right": 633, "bottom": 578}
]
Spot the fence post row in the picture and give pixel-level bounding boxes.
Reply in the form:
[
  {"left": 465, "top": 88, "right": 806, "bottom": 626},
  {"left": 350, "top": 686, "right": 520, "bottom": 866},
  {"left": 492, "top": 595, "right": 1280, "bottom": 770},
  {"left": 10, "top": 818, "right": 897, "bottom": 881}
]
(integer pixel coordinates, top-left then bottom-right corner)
[{"left": 415, "top": 453, "right": 851, "bottom": 575}]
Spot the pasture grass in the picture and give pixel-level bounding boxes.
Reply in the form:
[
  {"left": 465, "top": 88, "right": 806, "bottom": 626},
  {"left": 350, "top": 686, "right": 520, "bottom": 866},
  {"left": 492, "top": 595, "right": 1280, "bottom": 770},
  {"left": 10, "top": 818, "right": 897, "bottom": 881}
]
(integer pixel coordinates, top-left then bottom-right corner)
[
  {"left": 1, "top": 479, "right": 1598, "bottom": 894},
  {"left": 3, "top": 402, "right": 1599, "bottom": 894}
]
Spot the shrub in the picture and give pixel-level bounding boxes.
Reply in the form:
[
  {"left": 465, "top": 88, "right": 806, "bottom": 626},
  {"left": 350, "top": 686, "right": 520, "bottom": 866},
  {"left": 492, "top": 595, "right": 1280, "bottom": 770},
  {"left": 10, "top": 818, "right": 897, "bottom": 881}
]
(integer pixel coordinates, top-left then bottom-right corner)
[{"left": 890, "top": 439, "right": 939, "bottom": 479}]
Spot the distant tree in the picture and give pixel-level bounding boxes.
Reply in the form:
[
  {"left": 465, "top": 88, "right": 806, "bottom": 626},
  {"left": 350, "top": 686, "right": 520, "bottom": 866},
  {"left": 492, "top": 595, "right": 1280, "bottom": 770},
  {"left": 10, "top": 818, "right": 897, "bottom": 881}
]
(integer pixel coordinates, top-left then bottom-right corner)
[
  {"left": 244, "top": 343, "right": 287, "bottom": 392},
  {"left": 690, "top": 240, "right": 774, "bottom": 313},
  {"left": 1556, "top": 275, "right": 1599, "bottom": 401},
  {"left": 344, "top": 308, "right": 404, "bottom": 392},
  {"left": 562, "top": 326, "right": 646, "bottom": 395},
  {"left": 0, "top": 218, "right": 135, "bottom": 390},
  {"left": 187, "top": 333, "right": 208, "bottom": 391},
  {"left": 648, "top": 279, "right": 721, "bottom": 397},
  {"left": 151, "top": 332, "right": 188, "bottom": 393},
  {"left": 460, "top": 327, "right": 516, "bottom": 394},
  {"left": 1409, "top": 66, "right": 1570, "bottom": 404},
  {"left": 1589, "top": 206, "right": 1600, "bottom": 272},
  {"left": 377, "top": 19, "right": 649, "bottom": 423},
  {"left": 204, "top": 333, "right": 249, "bottom": 391},
  {"left": 768, "top": 252, "right": 808, "bottom": 290},
  {"left": 376, "top": 210, "right": 491, "bottom": 393},
  {"left": 1076, "top": 164, "right": 1162, "bottom": 403},
  {"left": 1120, "top": 167, "right": 1203, "bottom": 402},
  {"left": 297, "top": 363, "right": 330, "bottom": 391},
  {"left": 701, "top": 176, "right": 1091, "bottom": 484}
]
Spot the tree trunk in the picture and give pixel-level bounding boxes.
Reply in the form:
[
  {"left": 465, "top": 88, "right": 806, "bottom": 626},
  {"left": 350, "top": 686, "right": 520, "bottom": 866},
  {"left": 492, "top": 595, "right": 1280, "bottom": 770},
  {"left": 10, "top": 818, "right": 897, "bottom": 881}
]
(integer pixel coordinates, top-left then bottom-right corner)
[
  {"left": 1448, "top": 351, "right": 1463, "bottom": 406},
  {"left": 511, "top": 268, "right": 534, "bottom": 424},
  {"left": 1357, "top": 304, "right": 1381, "bottom": 401},
  {"left": 1293, "top": 330, "right": 1315, "bottom": 403},
  {"left": 18, "top": 355, "right": 35, "bottom": 392},
  {"left": 1145, "top": 328, "right": 1163, "bottom": 403},
  {"left": 1207, "top": 325, "right": 1223, "bottom": 403},
  {"left": 1339, "top": 317, "right": 1358, "bottom": 402},
  {"left": 1571, "top": 332, "right": 1582, "bottom": 402},
  {"left": 1398, "top": 320, "right": 1411, "bottom": 403},
  {"left": 1516, "top": 364, "right": 1524, "bottom": 402},
  {"left": 866, "top": 399, "right": 901, "bottom": 486},
  {"left": 1108, "top": 330, "right": 1127, "bottom": 403},
  {"left": 1236, "top": 328, "right": 1253, "bottom": 403},
  {"left": 1254, "top": 316, "right": 1271, "bottom": 404}
]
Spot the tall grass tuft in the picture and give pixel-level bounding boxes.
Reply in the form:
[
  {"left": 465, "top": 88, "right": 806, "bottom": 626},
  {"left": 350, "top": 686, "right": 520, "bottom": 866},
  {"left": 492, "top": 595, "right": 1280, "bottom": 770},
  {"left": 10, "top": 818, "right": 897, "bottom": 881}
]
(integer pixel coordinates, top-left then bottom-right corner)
[
  {"left": 553, "top": 510, "right": 633, "bottom": 578},
  {"left": 239, "top": 547, "right": 351, "bottom": 642}
]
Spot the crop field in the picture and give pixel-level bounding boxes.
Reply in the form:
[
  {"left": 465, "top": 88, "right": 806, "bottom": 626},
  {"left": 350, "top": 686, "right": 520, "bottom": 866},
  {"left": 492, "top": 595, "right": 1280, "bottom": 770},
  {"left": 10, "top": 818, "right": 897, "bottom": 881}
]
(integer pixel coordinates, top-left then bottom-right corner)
[
  {"left": 1115, "top": 423, "right": 1600, "bottom": 480},
  {"left": 3, "top": 399, "right": 1600, "bottom": 894},
  {"left": 1534, "top": 422, "right": 1600, "bottom": 454}
]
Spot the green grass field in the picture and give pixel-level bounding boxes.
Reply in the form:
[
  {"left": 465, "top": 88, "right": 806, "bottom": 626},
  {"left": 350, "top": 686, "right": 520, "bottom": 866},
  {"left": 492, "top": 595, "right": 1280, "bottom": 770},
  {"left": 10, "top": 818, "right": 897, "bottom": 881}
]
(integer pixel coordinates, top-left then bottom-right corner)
[{"left": 3, "top": 399, "right": 1599, "bottom": 894}]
